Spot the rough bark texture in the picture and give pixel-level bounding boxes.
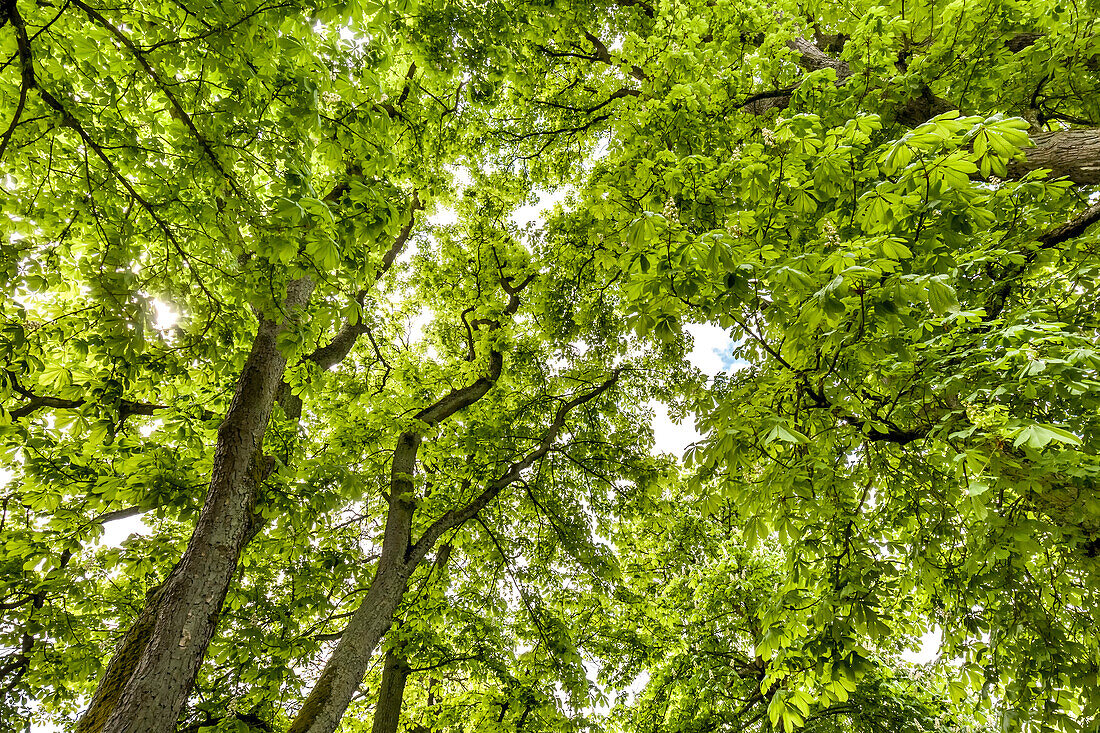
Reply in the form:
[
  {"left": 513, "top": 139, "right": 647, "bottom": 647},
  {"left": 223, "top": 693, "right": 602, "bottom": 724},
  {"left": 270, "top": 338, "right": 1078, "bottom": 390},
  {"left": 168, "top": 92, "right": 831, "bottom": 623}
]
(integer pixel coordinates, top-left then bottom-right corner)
[
  {"left": 77, "top": 277, "right": 314, "bottom": 733},
  {"left": 788, "top": 37, "right": 850, "bottom": 79},
  {"left": 1012, "top": 129, "right": 1100, "bottom": 185},
  {"left": 288, "top": 344, "right": 508, "bottom": 733}
]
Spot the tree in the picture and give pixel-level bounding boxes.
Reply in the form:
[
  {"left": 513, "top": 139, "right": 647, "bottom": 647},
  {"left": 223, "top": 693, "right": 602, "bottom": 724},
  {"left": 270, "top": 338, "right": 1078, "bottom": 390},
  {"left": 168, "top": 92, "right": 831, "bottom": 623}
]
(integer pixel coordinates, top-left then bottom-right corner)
[
  {"left": 3, "top": 0, "right": 1100, "bottom": 732},
  {"left": 534, "top": 0, "right": 1100, "bottom": 728},
  {"left": 0, "top": 0, "right": 656, "bottom": 730}
]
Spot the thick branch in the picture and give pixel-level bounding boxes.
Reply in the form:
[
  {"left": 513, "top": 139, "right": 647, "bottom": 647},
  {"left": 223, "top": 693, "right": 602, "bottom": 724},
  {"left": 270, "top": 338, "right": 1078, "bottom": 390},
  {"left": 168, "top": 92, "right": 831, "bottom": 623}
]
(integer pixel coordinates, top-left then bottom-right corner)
[
  {"left": 584, "top": 30, "right": 646, "bottom": 81},
  {"left": 370, "top": 649, "right": 411, "bottom": 733},
  {"left": 412, "top": 290, "right": 523, "bottom": 426},
  {"left": 380, "top": 63, "right": 417, "bottom": 119},
  {"left": 1012, "top": 129, "right": 1100, "bottom": 185},
  {"left": 288, "top": 285, "right": 526, "bottom": 733},
  {"left": 788, "top": 37, "right": 850, "bottom": 79}
]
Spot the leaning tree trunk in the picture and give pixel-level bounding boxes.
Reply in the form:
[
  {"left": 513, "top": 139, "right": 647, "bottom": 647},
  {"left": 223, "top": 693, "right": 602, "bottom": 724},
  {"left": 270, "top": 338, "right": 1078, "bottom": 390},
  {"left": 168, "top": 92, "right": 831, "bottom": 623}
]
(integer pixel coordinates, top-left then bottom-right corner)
[
  {"left": 368, "top": 545, "right": 450, "bottom": 733},
  {"left": 76, "top": 277, "right": 314, "bottom": 733},
  {"left": 288, "top": 286, "right": 522, "bottom": 733}
]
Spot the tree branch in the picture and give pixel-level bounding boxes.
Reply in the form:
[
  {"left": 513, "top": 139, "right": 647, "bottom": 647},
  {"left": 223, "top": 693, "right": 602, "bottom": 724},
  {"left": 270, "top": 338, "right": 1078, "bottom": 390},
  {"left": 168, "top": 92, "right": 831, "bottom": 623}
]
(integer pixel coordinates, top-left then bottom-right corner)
[
  {"left": 0, "top": 0, "right": 33, "bottom": 164},
  {"left": 407, "top": 370, "right": 621, "bottom": 566},
  {"left": 8, "top": 391, "right": 213, "bottom": 421},
  {"left": 1011, "top": 129, "right": 1100, "bottom": 185},
  {"left": 69, "top": 0, "right": 244, "bottom": 198},
  {"left": 744, "top": 36, "right": 1100, "bottom": 184},
  {"left": 1038, "top": 199, "right": 1100, "bottom": 248}
]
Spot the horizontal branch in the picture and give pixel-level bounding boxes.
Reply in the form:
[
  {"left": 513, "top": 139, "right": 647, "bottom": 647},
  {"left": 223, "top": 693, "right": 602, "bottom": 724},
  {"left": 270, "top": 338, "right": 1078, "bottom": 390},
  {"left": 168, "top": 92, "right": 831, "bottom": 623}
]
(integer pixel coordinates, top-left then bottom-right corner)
[
  {"left": 1012, "top": 129, "right": 1100, "bottom": 185},
  {"left": 9, "top": 392, "right": 212, "bottom": 421}
]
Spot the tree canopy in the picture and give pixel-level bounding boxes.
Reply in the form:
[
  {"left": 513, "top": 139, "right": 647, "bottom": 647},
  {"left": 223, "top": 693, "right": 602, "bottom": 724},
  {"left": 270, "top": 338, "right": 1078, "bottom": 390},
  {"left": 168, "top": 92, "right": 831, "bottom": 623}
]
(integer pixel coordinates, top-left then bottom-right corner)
[{"left": 1, "top": 0, "right": 1099, "bottom": 732}]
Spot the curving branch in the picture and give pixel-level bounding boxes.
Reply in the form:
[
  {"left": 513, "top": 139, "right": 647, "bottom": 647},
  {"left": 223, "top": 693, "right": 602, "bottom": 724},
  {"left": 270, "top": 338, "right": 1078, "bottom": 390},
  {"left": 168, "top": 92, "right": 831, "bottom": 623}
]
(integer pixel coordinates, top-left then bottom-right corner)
[{"left": 0, "top": 0, "right": 33, "bottom": 163}]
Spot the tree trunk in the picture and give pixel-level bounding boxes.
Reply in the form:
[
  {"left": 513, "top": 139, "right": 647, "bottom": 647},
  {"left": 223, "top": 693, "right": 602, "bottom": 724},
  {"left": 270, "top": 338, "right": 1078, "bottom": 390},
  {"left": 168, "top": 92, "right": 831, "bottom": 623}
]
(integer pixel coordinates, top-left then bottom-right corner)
[
  {"left": 77, "top": 277, "right": 314, "bottom": 733},
  {"left": 371, "top": 648, "right": 413, "bottom": 733},
  {"left": 288, "top": 491, "right": 416, "bottom": 733},
  {"left": 288, "top": 350, "right": 510, "bottom": 733}
]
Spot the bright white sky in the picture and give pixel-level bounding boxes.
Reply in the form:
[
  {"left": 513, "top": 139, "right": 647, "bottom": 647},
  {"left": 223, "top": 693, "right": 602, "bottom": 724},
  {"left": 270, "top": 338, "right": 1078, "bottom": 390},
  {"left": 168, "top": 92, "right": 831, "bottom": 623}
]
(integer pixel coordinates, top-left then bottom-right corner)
[{"left": 650, "top": 322, "right": 735, "bottom": 457}]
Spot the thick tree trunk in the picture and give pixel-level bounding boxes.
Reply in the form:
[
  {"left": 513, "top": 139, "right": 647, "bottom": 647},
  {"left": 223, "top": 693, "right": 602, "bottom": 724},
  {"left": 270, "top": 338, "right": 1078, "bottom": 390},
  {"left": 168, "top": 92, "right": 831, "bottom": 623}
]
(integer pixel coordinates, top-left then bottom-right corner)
[{"left": 77, "top": 277, "right": 314, "bottom": 733}]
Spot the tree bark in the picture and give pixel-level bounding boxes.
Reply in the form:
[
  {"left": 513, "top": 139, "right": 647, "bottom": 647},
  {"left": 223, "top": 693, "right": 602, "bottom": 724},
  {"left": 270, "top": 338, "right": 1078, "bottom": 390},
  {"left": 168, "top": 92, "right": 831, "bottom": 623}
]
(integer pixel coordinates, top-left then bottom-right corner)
[
  {"left": 77, "top": 277, "right": 314, "bottom": 733},
  {"left": 368, "top": 546, "right": 450, "bottom": 733},
  {"left": 287, "top": 482, "right": 418, "bottom": 733},
  {"left": 370, "top": 649, "right": 412, "bottom": 733},
  {"left": 1011, "top": 129, "right": 1100, "bottom": 185}
]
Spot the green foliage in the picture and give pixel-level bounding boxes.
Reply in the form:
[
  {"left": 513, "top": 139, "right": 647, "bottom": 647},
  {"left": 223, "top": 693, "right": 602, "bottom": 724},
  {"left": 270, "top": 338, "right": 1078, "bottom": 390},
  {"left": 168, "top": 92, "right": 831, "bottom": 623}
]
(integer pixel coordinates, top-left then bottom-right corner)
[{"left": 2, "top": 0, "right": 1100, "bottom": 731}]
